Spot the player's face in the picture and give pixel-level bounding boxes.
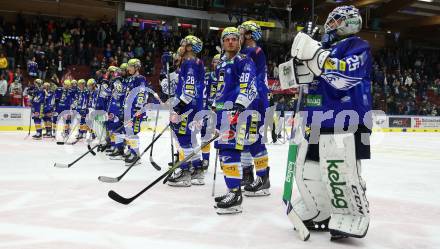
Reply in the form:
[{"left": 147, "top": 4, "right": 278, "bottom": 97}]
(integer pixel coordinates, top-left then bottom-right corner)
[
  {"left": 128, "top": 65, "right": 135, "bottom": 75},
  {"left": 327, "top": 18, "right": 342, "bottom": 31},
  {"left": 79, "top": 84, "right": 84, "bottom": 90},
  {"left": 223, "top": 36, "right": 239, "bottom": 53}
]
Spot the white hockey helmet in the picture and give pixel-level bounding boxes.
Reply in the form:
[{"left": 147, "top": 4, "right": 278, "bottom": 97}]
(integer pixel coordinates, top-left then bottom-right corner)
[{"left": 324, "top": 5, "right": 362, "bottom": 36}]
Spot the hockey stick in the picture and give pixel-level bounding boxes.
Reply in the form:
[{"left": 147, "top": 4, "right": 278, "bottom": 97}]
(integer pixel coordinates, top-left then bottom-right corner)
[
  {"left": 25, "top": 108, "right": 32, "bottom": 139},
  {"left": 166, "top": 61, "right": 176, "bottom": 170},
  {"left": 282, "top": 85, "right": 310, "bottom": 241},
  {"left": 211, "top": 149, "right": 219, "bottom": 197},
  {"left": 54, "top": 144, "right": 100, "bottom": 168},
  {"left": 97, "top": 123, "right": 170, "bottom": 183},
  {"left": 108, "top": 131, "right": 219, "bottom": 205},
  {"left": 56, "top": 118, "right": 80, "bottom": 145},
  {"left": 148, "top": 108, "right": 161, "bottom": 171}
]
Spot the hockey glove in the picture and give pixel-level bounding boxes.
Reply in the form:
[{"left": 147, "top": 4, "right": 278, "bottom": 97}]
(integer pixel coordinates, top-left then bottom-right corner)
[{"left": 229, "top": 103, "right": 246, "bottom": 131}]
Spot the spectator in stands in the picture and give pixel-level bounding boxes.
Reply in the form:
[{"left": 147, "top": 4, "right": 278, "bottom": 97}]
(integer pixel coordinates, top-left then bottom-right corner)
[
  {"left": 104, "top": 43, "right": 113, "bottom": 59},
  {"left": 5, "top": 41, "right": 16, "bottom": 70},
  {"left": 84, "top": 43, "right": 94, "bottom": 65},
  {"left": 90, "top": 56, "right": 100, "bottom": 76},
  {"left": 27, "top": 56, "right": 38, "bottom": 78},
  {"left": 56, "top": 54, "right": 65, "bottom": 79},
  {"left": 9, "top": 80, "right": 22, "bottom": 106},
  {"left": 0, "top": 74, "right": 8, "bottom": 106},
  {"left": 0, "top": 53, "right": 8, "bottom": 75},
  {"left": 38, "top": 53, "right": 48, "bottom": 80},
  {"left": 272, "top": 62, "right": 279, "bottom": 79}
]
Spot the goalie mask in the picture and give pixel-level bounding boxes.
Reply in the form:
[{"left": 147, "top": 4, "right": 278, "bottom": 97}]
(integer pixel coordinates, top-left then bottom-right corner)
[{"left": 324, "top": 5, "right": 362, "bottom": 36}]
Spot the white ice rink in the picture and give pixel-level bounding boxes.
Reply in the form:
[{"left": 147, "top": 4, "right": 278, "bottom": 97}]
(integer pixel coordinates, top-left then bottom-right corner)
[{"left": 0, "top": 130, "right": 439, "bottom": 249}]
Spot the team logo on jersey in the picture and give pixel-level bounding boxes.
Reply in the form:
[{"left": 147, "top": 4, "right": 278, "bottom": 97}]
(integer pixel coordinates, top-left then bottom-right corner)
[
  {"left": 226, "top": 68, "right": 231, "bottom": 74},
  {"left": 188, "top": 68, "right": 194, "bottom": 75}
]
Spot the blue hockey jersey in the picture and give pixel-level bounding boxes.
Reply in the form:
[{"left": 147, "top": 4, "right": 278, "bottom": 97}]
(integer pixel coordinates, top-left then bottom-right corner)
[
  {"left": 214, "top": 54, "right": 257, "bottom": 111},
  {"left": 241, "top": 46, "right": 269, "bottom": 99},
  {"left": 175, "top": 57, "right": 205, "bottom": 112},
  {"left": 304, "top": 36, "right": 372, "bottom": 129},
  {"left": 203, "top": 71, "right": 216, "bottom": 110}
]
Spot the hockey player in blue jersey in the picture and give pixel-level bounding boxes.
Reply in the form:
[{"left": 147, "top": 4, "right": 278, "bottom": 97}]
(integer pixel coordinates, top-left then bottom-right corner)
[
  {"left": 42, "top": 82, "right": 54, "bottom": 138},
  {"left": 52, "top": 79, "right": 74, "bottom": 139},
  {"left": 106, "top": 66, "right": 127, "bottom": 159},
  {"left": 86, "top": 78, "right": 98, "bottom": 140},
  {"left": 286, "top": 5, "right": 371, "bottom": 240},
  {"left": 200, "top": 53, "right": 221, "bottom": 170},
  {"left": 123, "top": 58, "right": 150, "bottom": 165},
  {"left": 167, "top": 35, "right": 206, "bottom": 187},
  {"left": 238, "top": 21, "right": 271, "bottom": 195},
  {"left": 213, "top": 27, "right": 257, "bottom": 214},
  {"left": 31, "top": 79, "right": 45, "bottom": 140},
  {"left": 73, "top": 79, "right": 89, "bottom": 140}
]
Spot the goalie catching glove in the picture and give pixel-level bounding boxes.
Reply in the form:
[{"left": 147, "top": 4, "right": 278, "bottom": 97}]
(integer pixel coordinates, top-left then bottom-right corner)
[{"left": 291, "top": 32, "right": 330, "bottom": 77}]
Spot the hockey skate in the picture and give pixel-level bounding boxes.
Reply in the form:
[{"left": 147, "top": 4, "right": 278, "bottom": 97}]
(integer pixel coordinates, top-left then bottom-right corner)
[
  {"left": 124, "top": 153, "right": 141, "bottom": 166},
  {"left": 244, "top": 168, "right": 270, "bottom": 197},
  {"left": 32, "top": 133, "right": 42, "bottom": 140},
  {"left": 167, "top": 169, "right": 191, "bottom": 187},
  {"left": 202, "top": 159, "right": 209, "bottom": 170},
  {"left": 191, "top": 168, "right": 205, "bottom": 185},
  {"left": 43, "top": 130, "right": 52, "bottom": 138},
  {"left": 215, "top": 188, "right": 243, "bottom": 215},
  {"left": 241, "top": 166, "right": 254, "bottom": 187},
  {"left": 105, "top": 146, "right": 117, "bottom": 156},
  {"left": 109, "top": 148, "right": 125, "bottom": 160}
]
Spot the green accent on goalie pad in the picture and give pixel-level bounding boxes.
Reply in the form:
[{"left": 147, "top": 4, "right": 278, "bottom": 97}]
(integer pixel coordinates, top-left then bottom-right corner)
[
  {"left": 94, "top": 114, "right": 107, "bottom": 122},
  {"left": 282, "top": 143, "right": 298, "bottom": 202}
]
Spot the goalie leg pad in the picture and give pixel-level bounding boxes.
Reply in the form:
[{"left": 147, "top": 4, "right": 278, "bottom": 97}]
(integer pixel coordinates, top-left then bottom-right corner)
[
  {"left": 319, "top": 133, "right": 370, "bottom": 239},
  {"left": 293, "top": 139, "right": 331, "bottom": 224}
]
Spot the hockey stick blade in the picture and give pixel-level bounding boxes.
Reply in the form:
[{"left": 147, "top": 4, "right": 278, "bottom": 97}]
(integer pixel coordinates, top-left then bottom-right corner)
[
  {"left": 285, "top": 200, "right": 310, "bottom": 241},
  {"left": 108, "top": 190, "right": 133, "bottom": 205},
  {"left": 98, "top": 175, "right": 119, "bottom": 183},
  {"left": 54, "top": 162, "right": 69, "bottom": 168},
  {"left": 287, "top": 210, "right": 310, "bottom": 241},
  {"left": 149, "top": 156, "right": 161, "bottom": 171},
  {"left": 108, "top": 132, "right": 219, "bottom": 205},
  {"left": 88, "top": 144, "right": 97, "bottom": 156},
  {"left": 98, "top": 124, "right": 170, "bottom": 183}
]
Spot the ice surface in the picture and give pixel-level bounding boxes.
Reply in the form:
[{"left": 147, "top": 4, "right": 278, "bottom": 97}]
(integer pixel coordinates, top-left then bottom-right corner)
[{"left": 0, "top": 130, "right": 439, "bottom": 249}]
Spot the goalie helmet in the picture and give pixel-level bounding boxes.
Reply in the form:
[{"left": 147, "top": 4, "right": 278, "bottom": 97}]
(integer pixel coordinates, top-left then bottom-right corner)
[
  {"left": 324, "top": 5, "right": 362, "bottom": 36},
  {"left": 239, "top": 21, "right": 262, "bottom": 41},
  {"left": 180, "top": 35, "right": 203, "bottom": 54}
]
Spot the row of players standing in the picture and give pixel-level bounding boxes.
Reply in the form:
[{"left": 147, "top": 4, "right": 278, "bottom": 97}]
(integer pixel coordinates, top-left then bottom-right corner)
[
  {"left": 163, "top": 21, "right": 271, "bottom": 215},
  {"left": 29, "top": 59, "right": 159, "bottom": 165}
]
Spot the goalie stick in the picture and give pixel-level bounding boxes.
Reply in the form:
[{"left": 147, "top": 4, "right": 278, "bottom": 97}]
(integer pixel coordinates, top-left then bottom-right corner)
[
  {"left": 108, "top": 131, "right": 219, "bottom": 205},
  {"left": 282, "top": 85, "right": 310, "bottom": 241},
  {"left": 97, "top": 123, "right": 170, "bottom": 183}
]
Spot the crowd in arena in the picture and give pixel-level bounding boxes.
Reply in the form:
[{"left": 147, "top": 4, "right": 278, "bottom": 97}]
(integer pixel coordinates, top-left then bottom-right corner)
[{"left": 0, "top": 14, "right": 438, "bottom": 116}]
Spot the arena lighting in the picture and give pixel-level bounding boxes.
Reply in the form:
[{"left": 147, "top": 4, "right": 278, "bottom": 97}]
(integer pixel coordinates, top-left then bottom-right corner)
[
  {"left": 418, "top": 0, "right": 433, "bottom": 2},
  {"left": 210, "top": 26, "right": 220, "bottom": 30},
  {"left": 387, "top": 30, "right": 392, "bottom": 34}
]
